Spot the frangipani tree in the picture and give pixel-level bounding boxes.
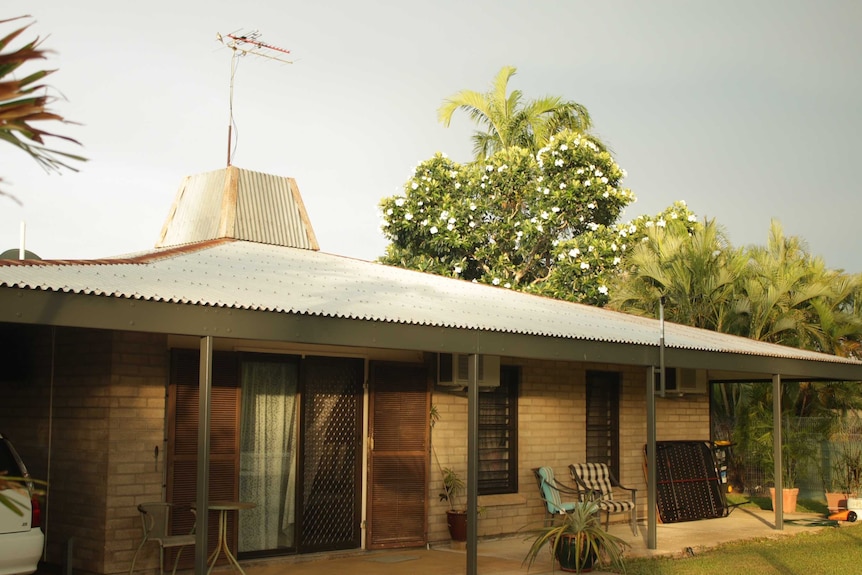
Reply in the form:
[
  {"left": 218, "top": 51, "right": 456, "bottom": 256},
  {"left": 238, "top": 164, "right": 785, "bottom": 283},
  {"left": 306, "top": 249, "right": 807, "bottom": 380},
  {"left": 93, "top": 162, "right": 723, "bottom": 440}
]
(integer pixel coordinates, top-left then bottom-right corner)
[{"left": 380, "top": 129, "right": 697, "bottom": 306}]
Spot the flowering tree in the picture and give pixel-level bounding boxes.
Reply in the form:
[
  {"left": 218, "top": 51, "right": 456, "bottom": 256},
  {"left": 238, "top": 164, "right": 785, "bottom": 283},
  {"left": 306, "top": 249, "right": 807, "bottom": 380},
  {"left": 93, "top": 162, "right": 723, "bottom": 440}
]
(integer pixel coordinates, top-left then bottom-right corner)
[{"left": 380, "top": 129, "right": 697, "bottom": 306}]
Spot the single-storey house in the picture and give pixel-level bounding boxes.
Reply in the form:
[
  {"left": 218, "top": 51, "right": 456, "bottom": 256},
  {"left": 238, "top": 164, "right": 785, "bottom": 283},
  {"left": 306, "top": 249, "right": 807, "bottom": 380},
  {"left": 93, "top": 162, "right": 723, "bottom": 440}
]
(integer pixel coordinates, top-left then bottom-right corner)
[{"left": 2, "top": 166, "right": 860, "bottom": 575}]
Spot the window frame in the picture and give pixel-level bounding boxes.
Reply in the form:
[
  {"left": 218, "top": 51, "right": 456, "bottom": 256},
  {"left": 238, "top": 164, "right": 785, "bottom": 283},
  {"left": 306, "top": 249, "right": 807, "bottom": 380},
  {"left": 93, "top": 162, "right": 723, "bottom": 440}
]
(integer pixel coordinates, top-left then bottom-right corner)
[{"left": 477, "top": 365, "right": 519, "bottom": 495}]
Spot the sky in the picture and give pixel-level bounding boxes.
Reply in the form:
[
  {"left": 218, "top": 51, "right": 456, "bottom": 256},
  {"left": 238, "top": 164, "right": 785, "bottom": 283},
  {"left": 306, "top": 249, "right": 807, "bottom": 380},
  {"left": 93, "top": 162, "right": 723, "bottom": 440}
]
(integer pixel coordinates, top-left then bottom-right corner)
[{"left": 3, "top": 1, "right": 861, "bottom": 272}]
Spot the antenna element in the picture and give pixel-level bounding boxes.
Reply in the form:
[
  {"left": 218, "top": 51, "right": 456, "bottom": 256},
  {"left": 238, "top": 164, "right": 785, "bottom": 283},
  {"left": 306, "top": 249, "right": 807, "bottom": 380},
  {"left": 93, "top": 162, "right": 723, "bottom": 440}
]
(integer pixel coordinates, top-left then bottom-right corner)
[{"left": 216, "top": 30, "right": 293, "bottom": 166}]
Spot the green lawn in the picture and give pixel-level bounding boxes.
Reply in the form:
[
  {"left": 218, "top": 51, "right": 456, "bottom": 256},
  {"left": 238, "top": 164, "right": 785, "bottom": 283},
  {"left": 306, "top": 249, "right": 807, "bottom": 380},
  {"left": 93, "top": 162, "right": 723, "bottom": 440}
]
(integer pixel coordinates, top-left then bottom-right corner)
[{"left": 613, "top": 495, "right": 862, "bottom": 575}]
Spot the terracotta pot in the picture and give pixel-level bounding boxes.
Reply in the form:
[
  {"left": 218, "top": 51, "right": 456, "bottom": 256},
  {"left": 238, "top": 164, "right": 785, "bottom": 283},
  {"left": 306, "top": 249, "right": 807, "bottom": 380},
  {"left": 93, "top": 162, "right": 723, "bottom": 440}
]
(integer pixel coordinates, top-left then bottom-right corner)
[
  {"left": 446, "top": 510, "right": 467, "bottom": 541},
  {"left": 825, "top": 491, "right": 850, "bottom": 512},
  {"left": 769, "top": 487, "right": 799, "bottom": 513}
]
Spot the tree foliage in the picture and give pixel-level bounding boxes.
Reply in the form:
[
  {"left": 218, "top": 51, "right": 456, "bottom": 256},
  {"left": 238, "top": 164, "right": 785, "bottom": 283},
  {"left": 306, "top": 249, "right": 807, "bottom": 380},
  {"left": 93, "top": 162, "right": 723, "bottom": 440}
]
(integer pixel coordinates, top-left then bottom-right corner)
[
  {"left": 380, "top": 129, "right": 697, "bottom": 306},
  {"left": 1, "top": 16, "right": 85, "bottom": 203}
]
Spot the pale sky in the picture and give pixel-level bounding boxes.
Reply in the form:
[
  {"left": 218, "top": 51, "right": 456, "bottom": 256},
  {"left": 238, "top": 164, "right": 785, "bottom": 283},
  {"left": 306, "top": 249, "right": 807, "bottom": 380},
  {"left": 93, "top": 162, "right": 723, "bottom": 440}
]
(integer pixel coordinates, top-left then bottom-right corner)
[{"left": 3, "top": 1, "right": 861, "bottom": 272}]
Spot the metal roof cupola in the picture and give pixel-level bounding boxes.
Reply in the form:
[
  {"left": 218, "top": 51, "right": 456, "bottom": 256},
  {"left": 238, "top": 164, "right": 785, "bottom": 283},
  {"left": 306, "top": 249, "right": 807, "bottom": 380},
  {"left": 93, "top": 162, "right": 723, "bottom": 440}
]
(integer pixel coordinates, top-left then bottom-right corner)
[{"left": 155, "top": 165, "right": 319, "bottom": 251}]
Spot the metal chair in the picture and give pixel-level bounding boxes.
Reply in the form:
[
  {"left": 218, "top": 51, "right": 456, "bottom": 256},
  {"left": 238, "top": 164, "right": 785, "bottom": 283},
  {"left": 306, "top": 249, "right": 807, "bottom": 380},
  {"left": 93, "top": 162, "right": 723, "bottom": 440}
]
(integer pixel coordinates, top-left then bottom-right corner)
[
  {"left": 129, "top": 502, "right": 196, "bottom": 575},
  {"left": 569, "top": 462, "right": 638, "bottom": 535},
  {"left": 532, "top": 466, "right": 581, "bottom": 525}
]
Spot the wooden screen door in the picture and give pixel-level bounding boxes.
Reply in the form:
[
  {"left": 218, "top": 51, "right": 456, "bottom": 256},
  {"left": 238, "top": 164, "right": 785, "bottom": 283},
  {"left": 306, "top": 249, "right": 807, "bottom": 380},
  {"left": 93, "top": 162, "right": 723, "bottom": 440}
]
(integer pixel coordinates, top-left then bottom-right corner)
[{"left": 367, "top": 361, "right": 429, "bottom": 549}]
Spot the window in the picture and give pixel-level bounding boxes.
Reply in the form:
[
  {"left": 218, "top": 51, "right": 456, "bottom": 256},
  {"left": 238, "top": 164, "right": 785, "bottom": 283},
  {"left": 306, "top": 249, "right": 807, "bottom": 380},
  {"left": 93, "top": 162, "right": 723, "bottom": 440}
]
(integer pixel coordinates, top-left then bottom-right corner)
[
  {"left": 478, "top": 365, "right": 519, "bottom": 494},
  {"left": 585, "top": 370, "right": 621, "bottom": 477}
]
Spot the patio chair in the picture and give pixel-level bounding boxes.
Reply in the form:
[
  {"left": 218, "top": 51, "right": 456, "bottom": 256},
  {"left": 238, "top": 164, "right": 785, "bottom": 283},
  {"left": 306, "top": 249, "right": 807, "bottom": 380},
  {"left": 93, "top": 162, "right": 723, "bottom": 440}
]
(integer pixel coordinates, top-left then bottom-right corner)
[
  {"left": 129, "top": 502, "right": 196, "bottom": 575},
  {"left": 569, "top": 462, "right": 638, "bottom": 535},
  {"left": 532, "top": 467, "right": 581, "bottom": 525}
]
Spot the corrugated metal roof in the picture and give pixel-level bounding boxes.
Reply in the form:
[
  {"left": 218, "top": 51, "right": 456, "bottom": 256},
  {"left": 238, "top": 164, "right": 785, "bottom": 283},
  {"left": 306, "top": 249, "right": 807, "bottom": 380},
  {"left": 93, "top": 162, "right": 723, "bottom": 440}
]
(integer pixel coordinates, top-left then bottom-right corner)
[
  {"left": 0, "top": 239, "right": 856, "bottom": 366},
  {"left": 155, "top": 166, "right": 319, "bottom": 250}
]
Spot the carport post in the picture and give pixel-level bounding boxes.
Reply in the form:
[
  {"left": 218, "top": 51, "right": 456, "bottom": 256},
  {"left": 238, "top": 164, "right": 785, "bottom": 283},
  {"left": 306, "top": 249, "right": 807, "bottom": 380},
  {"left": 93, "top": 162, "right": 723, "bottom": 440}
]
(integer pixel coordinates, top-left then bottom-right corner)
[
  {"left": 466, "top": 354, "right": 479, "bottom": 575},
  {"left": 772, "top": 373, "right": 783, "bottom": 530},
  {"left": 646, "top": 365, "right": 658, "bottom": 549},
  {"left": 195, "top": 336, "right": 213, "bottom": 575}
]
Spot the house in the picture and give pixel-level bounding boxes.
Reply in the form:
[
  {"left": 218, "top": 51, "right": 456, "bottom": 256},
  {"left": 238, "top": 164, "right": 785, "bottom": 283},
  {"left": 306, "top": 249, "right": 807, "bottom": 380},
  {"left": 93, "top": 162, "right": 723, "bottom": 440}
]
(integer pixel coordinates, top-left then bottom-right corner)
[{"left": 2, "top": 166, "right": 861, "bottom": 575}]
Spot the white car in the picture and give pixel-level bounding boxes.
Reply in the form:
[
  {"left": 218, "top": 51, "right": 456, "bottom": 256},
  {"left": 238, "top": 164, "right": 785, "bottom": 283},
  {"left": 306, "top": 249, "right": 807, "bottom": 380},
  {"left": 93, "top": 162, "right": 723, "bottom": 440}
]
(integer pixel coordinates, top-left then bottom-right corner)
[{"left": 0, "top": 433, "right": 44, "bottom": 575}]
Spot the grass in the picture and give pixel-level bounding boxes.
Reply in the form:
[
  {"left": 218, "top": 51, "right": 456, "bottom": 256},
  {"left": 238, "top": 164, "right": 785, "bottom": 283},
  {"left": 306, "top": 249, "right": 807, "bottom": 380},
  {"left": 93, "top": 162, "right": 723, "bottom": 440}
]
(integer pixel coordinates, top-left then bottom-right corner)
[
  {"left": 617, "top": 524, "right": 862, "bottom": 574},
  {"left": 609, "top": 494, "right": 862, "bottom": 574}
]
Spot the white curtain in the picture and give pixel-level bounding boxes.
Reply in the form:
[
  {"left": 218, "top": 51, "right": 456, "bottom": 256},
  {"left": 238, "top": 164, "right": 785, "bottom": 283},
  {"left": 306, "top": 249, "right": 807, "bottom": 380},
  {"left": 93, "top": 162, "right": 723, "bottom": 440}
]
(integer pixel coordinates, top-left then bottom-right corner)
[{"left": 239, "top": 361, "right": 298, "bottom": 551}]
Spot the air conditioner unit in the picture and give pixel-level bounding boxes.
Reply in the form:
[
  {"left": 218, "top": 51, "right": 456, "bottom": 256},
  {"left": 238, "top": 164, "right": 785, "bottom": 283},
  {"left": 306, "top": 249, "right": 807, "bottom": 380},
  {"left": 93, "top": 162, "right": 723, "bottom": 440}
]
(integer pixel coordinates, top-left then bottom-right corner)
[
  {"left": 437, "top": 353, "right": 500, "bottom": 388},
  {"left": 658, "top": 368, "right": 708, "bottom": 395}
]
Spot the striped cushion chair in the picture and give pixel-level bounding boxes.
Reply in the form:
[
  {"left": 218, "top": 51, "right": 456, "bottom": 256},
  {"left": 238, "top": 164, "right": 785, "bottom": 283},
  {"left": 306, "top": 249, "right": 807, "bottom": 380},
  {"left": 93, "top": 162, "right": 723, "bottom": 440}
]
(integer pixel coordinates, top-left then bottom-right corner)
[{"left": 569, "top": 462, "right": 638, "bottom": 535}]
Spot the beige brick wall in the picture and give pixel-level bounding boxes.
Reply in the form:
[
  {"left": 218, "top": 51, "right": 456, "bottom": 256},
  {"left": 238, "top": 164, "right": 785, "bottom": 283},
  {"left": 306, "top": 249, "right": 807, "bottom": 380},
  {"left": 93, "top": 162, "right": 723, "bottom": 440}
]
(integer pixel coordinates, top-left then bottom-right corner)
[
  {"left": 0, "top": 326, "right": 168, "bottom": 575},
  {"left": 427, "top": 359, "right": 710, "bottom": 543}
]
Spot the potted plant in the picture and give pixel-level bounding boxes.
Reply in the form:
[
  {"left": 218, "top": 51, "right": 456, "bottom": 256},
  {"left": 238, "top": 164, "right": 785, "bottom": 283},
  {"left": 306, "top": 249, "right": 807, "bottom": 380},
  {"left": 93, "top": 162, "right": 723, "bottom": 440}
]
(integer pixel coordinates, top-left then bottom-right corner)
[
  {"left": 522, "top": 500, "right": 628, "bottom": 573},
  {"left": 823, "top": 418, "right": 862, "bottom": 512},
  {"left": 439, "top": 466, "right": 468, "bottom": 541}
]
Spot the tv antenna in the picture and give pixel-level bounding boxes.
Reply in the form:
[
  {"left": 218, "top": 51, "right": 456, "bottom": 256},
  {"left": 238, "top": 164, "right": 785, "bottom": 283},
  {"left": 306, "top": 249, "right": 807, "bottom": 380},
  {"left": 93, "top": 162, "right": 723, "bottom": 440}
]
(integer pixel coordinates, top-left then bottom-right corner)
[{"left": 216, "top": 30, "right": 293, "bottom": 166}]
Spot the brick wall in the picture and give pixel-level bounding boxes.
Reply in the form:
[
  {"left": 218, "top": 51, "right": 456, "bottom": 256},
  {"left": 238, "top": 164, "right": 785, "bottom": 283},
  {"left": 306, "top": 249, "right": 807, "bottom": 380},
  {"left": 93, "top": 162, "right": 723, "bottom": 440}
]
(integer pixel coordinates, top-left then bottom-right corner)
[
  {"left": 0, "top": 325, "right": 168, "bottom": 575},
  {"left": 427, "top": 359, "right": 710, "bottom": 543}
]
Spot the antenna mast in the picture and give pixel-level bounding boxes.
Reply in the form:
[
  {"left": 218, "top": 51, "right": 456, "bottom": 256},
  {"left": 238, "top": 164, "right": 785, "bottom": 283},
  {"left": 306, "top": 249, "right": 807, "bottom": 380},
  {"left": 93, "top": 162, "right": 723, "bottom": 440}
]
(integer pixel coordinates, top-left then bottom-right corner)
[{"left": 216, "top": 30, "right": 292, "bottom": 166}]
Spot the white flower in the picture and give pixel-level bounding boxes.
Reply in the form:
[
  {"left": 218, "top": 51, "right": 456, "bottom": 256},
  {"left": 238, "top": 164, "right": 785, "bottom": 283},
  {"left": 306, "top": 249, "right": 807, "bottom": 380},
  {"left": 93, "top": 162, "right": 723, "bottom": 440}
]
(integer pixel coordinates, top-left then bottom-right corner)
[
  {"left": 670, "top": 212, "right": 678, "bottom": 219},
  {"left": 611, "top": 243, "right": 618, "bottom": 251},
  {"left": 657, "top": 219, "right": 666, "bottom": 228},
  {"left": 541, "top": 211, "right": 549, "bottom": 219},
  {"left": 516, "top": 230, "right": 523, "bottom": 238},
  {"left": 587, "top": 202, "right": 596, "bottom": 210},
  {"left": 560, "top": 183, "right": 567, "bottom": 189},
  {"left": 421, "top": 219, "right": 428, "bottom": 226},
  {"left": 441, "top": 210, "right": 449, "bottom": 219},
  {"left": 497, "top": 164, "right": 508, "bottom": 172},
  {"left": 481, "top": 183, "right": 486, "bottom": 189},
  {"left": 537, "top": 176, "right": 544, "bottom": 182},
  {"left": 598, "top": 285, "right": 608, "bottom": 295},
  {"left": 580, "top": 262, "right": 590, "bottom": 269},
  {"left": 577, "top": 168, "right": 584, "bottom": 175},
  {"left": 470, "top": 202, "right": 477, "bottom": 210},
  {"left": 613, "top": 257, "right": 621, "bottom": 265},
  {"left": 449, "top": 170, "right": 458, "bottom": 178},
  {"left": 629, "top": 224, "right": 637, "bottom": 233},
  {"left": 492, "top": 278, "right": 501, "bottom": 285},
  {"left": 430, "top": 226, "right": 438, "bottom": 234},
  {"left": 544, "top": 187, "right": 550, "bottom": 195},
  {"left": 554, "top": 158, "right": 564, "bottom": 167},
  {"left": 411, "top": 182, "right": 419, "bottom": 190},
  {"left": 386, "top": 208, "right": 393, "bottom": 215},
  {"left": 688, "top": 214, "right": 697, "bottom": 222},
  {"left": 418, "top": 200, "right": 424, "bottom": 206},
  {"left": 583, "top": 180, "right": 590, "bottom": 187},
  {"left": 454, "top": 266, "right": 462, "bottom": 274},
  {"left": 552, "top": 206, "right": 560, "bottom": 213},
  {"left": 621, "top": 168, "right": 628, "bottom": 178},
  {"left": 486, "top": 165, "right": 494, "bottom": 172},
  {"left": 395, "top": 198, "right": 405, "bottom": 207},
  {"left": 589, "top": 222, "right": 599, "bottom": 231},
  {"left": 405, "top": 213, "right": 413, "bottom": 220},
  {"left": 645, "top": 221, "right": 654, "bottom": 228},
  {"left": 603, "top": 191, "right": 610, "bottom": 198},
  {"left": 447, "top": 224, "right": 455, "bottom": 230},
  {"left": 560, "top": 144, "right": 568, "bottom": 151},
  {"left": 441, "top": 152, "right": 448, "bottom": 158},
  {"left": 595, "top": 169, "right": 603, "bottom": 177},
  {"left": 448, "top": 217, "right": 456, "bottom": 224},
  {"left": 537, "top": 224, "right": 543, "bottom": 232},
  {"left": 469, "top": 221, "right": 476, "bottom": 228},
  {"left": 569, "top": 248, "right": 581, "bottom": 257},
  {"left": 455, "top": 182, "right": 461, "bottom": 189},
  {"left": 588, "top": 245, "right": 594, "bottom": 252},
  {"left": 504, "top": 283, "right": 512, "bottom": 289},
  {"left": 601, "top": 177, "right": 608, "bottom": 184}
]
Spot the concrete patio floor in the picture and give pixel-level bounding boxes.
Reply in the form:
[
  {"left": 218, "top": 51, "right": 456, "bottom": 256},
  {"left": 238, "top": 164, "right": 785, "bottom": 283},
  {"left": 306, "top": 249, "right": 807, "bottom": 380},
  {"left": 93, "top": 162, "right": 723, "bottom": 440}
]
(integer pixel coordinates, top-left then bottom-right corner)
[{"left": 236, "top": 508, "right": 851, "bottom": 575}]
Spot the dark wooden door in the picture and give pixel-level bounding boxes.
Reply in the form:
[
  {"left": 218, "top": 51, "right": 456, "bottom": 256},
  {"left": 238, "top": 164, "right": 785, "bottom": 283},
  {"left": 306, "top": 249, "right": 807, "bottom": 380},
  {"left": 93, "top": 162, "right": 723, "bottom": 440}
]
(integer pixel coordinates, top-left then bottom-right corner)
[{"left": 367, "top": 362, "right": 429, "bottom": 549}]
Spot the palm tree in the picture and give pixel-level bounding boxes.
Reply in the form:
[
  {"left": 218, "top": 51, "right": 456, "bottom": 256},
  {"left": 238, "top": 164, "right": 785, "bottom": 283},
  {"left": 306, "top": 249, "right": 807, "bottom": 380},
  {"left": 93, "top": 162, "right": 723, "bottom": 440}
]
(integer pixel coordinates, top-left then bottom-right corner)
[
  {"left": 1, "top": 16, "right": 85, "bottom": 203},
  {"left": 437, "top": 66, "right": 594, "bottom": 160},
  {"left": 608, "top": 218, "right": 745, "bottom": 332}
]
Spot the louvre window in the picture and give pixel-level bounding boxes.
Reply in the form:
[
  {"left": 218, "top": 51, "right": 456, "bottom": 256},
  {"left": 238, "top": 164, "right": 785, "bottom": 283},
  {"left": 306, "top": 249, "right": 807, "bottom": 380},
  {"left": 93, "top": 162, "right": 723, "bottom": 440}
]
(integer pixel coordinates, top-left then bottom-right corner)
[
  {"left": 478, "top": 366, "right": 518, "bottom": 495},
  {"left": 585, "top": 370, "right": 621, "bottom": 478}
]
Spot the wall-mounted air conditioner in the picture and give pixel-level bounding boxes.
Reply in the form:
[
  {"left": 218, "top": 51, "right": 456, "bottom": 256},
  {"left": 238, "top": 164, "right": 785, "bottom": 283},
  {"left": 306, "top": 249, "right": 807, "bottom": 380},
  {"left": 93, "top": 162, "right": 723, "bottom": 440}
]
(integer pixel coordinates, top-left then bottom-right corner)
[
  {"left": 658, "top": 368, "right": 708, "bottom": 395},
  {"left": 437, "top": 353, "right": 501, "bottom": 388}
]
